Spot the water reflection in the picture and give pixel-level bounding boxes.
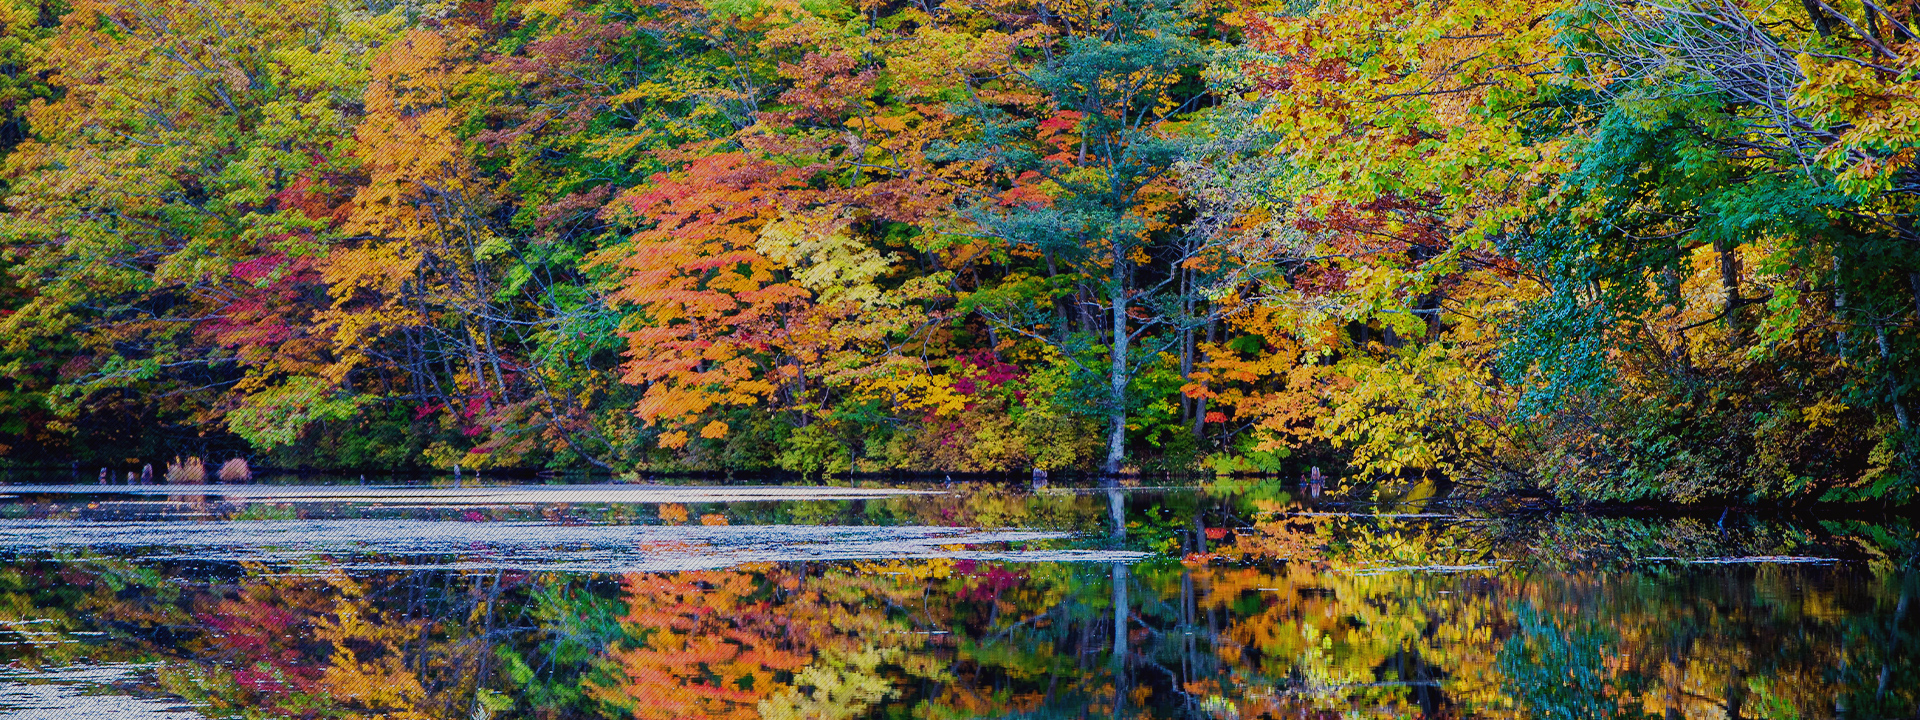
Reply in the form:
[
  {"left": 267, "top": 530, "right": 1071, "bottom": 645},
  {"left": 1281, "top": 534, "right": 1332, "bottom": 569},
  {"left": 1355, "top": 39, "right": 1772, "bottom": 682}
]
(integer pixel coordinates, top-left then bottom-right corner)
[
  {"left": 0, "top": 482, "right": 1909, "bottom": 719},
  {"left": 0, "top": 665, "right": 203, "bottom": 719},
  {"left": 0, "top": 520, "right": 1142, "bottom": 571}
]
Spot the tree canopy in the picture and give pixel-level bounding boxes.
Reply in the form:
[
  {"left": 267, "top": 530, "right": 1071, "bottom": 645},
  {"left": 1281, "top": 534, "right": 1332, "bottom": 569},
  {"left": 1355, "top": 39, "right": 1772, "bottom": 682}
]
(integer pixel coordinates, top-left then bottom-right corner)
[{"left": 5, "top": 0, "right": 1920, "bottom": 502}]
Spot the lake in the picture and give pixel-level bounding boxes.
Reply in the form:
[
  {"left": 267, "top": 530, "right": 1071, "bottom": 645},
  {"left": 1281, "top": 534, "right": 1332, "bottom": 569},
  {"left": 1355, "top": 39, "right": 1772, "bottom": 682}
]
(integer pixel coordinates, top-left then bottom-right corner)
[{"left": 0, "top": 478, "right": 1911, "bottom": 719}]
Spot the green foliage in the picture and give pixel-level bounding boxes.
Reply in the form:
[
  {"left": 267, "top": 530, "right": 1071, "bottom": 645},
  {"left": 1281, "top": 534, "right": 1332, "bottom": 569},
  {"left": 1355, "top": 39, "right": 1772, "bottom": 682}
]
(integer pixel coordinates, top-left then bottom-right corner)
[
  {"left": 226, "top": 377, "right": 371, "bottom": 450},
  {"left": 1492, "top": 39, "right": 1916, "bottom": 501},
  {"left": 1499, "top": 604, "right": 1660, "bottom": 719},
  {"left": 778, "top": 424, "right": 852, "bottom": 477},
  {"left": 496, "top": 577, "right": 629, "bottom": 717}
]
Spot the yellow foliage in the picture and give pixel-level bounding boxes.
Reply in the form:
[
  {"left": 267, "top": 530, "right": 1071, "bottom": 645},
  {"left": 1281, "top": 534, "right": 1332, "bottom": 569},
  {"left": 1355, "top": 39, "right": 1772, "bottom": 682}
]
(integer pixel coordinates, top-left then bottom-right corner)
[{"left": 658, "top": 503, "right": 690, "bottom": 523}]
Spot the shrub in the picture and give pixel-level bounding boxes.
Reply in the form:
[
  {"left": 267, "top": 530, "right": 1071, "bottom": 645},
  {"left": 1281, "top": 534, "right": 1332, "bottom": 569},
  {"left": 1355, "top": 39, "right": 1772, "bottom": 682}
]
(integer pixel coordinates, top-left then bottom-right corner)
[
  {"left": 165, "top": 456, "right": 207, "bottom": 484},
  {"left": 217, "top": 458, "right": 252, "bottom": 482}
]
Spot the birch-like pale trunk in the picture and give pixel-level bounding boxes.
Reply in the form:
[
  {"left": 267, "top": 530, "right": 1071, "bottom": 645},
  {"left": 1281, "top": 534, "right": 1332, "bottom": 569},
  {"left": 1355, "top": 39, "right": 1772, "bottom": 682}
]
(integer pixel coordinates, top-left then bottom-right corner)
[{"left": 1105, "top": 244, "right": 1129, "bottom": 476}]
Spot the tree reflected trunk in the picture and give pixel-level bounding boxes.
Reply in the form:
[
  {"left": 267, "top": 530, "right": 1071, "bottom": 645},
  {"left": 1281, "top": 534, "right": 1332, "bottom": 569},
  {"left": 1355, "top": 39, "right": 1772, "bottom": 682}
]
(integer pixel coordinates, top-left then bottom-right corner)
[{"left": 1112, "top": 561, "right": 1129, "bottom": 718}]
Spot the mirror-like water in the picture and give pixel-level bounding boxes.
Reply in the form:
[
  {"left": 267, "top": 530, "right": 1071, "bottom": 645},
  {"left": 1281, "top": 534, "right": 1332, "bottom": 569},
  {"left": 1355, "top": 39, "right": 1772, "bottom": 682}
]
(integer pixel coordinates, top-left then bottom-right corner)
[{"left": 0, "top": 480, "right": 1911, "bottom": 719}]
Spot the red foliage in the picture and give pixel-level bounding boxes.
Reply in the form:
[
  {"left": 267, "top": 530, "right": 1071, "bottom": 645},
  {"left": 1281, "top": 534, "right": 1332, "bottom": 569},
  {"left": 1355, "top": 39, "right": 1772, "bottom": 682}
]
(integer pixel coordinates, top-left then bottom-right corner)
[
  {"left": 951, "top": 350, "right": 1023, "bottom": 396},
  {"left": 199, "top": 591, "right": 327, "bottom": 705},
  {"left": 953, "top": 559, "right": 1027, "bottom": 603}
]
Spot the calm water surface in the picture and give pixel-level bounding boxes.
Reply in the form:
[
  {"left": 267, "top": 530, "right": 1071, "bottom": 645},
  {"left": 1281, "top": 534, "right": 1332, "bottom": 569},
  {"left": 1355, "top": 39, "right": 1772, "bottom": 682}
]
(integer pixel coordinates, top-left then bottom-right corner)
[{"left": 0, "top": 478, "right": 1912, "bottom": 719}]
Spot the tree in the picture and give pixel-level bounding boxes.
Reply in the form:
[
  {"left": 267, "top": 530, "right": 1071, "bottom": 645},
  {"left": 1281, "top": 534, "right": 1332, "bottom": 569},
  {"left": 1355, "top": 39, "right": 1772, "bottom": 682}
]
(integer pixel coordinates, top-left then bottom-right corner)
[
  {"left": 0, "top": 0, "right": 405, "bottom": 460},
  {"left": 954, "top": 0, "right": 1218, "bottom": 476},
  {"left": 1523, "top": 0, "right": 1920, "bottom": 497}
]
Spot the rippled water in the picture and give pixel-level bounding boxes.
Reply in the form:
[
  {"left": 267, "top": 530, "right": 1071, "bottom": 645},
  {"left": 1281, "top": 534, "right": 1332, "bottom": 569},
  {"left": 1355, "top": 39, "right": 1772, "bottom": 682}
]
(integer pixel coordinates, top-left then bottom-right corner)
[
  {"left": 0, "top": 665, "right": 202, "bottom": 719},
  {"left": 0, "top": 479, "right": 1911, "bottom": 719},
  {"left": 0, "top": 520, "right": 1139, "bottom": 571}
]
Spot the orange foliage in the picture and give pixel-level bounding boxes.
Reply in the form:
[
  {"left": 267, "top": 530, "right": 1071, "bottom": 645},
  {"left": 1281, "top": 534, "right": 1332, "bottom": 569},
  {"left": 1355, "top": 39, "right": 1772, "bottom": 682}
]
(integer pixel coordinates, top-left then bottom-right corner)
[
  {"left": 598, "top": 153, "right": 811, "bottom": 437},
  {"left": 591, "top": 571, "right": 809, "bottom": 719}
]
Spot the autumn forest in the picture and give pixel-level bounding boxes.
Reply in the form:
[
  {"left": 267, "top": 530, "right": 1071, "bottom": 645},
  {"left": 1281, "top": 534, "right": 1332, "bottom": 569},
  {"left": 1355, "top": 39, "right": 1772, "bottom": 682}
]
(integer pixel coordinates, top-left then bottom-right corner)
[{"left": 4, "top": 0, "right": 1920, "bottom": 502}]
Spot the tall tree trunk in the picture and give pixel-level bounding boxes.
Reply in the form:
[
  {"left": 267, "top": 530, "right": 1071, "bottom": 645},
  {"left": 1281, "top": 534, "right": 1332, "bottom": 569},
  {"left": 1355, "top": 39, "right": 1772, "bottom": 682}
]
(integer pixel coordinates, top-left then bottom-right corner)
[
  {"left": 1178, "top": 269, "right": 1193, "bottom": 424},
  {"left": 1836, "top": 257, "right": 1850, "bottom": 361},
  {"left": 1909, "top": 272, "right": 1920, "bottom": 318},
  {"left": 1191, "top": 319, "right": 1216, "bottom": 440},
  {"left": 1803, "top": 0, "right": 1838, "bottom": 36},
  {"left": 1044, "top": 252, "right": 1071, "bottom": 339},
  {"left": 1719, "top": 240, "right": 1749, "bottom": 346},
  {"left": 1875, "top": 326, "right": 1913, "bottom": 438},
  {"left": 1105, "top": 250, "right": 1129, "bottom": 477}
]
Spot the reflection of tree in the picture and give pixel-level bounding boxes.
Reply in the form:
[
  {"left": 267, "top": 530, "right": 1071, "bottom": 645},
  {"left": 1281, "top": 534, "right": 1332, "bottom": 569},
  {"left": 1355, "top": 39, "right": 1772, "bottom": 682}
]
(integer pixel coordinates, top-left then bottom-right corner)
[
  {"left": 1499, "top": 604, "right": 1658, "bottom": 720},
  {"left": 0, "top": 557, "right": 158, "bottom": 667},
  {"left": 0, "top": 510, "right": 1910, "bottom": 720},
  {"left": 590, "top": 570, "right": 809, "bottom": 719},
  {"left": 168, "top": 565, "right": 523, "bottom": 720},
  {"left": 176, "top": 566, "right": 334, "bottom": 717},
  {"left": 1181, "top": 503, "right": 1920, "bottom": 719},
  {"left": 311, "top": 571, "right": 440, "bottom": 719},
  {"left": 656, "top": 484, "right": 1115, "bottom": 534},
  {"left": 494, "top": 574, "right": 628, "bottom": 716}
]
